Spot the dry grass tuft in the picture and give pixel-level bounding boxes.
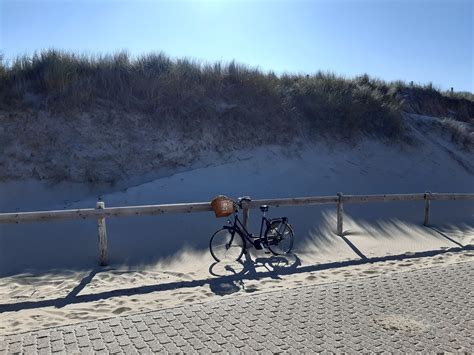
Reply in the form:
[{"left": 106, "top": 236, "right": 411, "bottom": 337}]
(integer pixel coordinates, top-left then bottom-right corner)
[{"left": 0, "top": 50, "right": 473, "bottom": 141}]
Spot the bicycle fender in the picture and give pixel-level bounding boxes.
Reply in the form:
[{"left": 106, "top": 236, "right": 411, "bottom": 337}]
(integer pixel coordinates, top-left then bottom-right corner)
[{"left": 269, "top": 217, "right": 288, "bottom": 224}]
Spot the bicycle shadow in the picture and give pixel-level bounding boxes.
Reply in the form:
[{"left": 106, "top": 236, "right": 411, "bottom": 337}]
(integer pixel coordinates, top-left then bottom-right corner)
[{"left": 208, "top": 251, "right": 302, "bottom": 296}]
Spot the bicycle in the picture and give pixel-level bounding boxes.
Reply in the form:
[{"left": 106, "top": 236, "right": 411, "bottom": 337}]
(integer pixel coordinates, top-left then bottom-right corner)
[{"left": 209, "top": 197, "right": 294, "bottom": 262}]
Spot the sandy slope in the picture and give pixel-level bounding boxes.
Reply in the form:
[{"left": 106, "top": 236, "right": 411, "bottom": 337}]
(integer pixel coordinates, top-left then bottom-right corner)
[{"left": 0, "top": 115, "right": 473, "bottom": 334}]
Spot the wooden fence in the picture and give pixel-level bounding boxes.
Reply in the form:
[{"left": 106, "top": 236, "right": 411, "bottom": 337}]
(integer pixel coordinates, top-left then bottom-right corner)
[{"left": 0, "top": 192, "right": 473, "bottom": 266}]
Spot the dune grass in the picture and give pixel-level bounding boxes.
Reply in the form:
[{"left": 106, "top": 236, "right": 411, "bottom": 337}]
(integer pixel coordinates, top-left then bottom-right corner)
[{"left": 0, "top": 50, "right": 472, "bottom": 141}]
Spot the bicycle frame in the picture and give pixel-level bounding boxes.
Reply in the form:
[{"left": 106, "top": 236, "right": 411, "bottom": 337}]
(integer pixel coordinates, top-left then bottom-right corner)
[
  {"left": 209, "top": 201, "right": 293, "bottom": 262},
  {"left": 225, "top": 211, "right": 270, "bottom": 246}
]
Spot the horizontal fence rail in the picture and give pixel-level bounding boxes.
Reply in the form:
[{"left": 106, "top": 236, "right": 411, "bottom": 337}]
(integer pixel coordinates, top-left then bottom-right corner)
[
  {"left": 342, "top": 193, "right": 426, "bottom": 203},
  {"left": 1, "top": 192, "right": 473, "bottom": 265},
  {"left": 0, "top": 202, "right": 213, "bottom": 224},
  {"left": 1, "top": 193, "right": 473, "bottom": 224}
]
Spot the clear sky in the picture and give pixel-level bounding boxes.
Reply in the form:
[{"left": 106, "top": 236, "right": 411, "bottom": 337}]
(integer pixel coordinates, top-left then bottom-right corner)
[{"left": 1, "top": 0, "right": 473, "bottom": 92}]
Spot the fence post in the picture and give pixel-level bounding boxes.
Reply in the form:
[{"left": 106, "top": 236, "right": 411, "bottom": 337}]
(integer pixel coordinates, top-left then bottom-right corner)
[
  {"left": 423, "top": 191, "right": 431, "bottom": 226},
  {"left": 337, "top": 192, "right": 344, "bottom": 236},
  {"left": 96, "top": 200, "right": 108, "bottom": 266},
  {"left": 242, "top": 200, "right": 250, "bottom": 230}
]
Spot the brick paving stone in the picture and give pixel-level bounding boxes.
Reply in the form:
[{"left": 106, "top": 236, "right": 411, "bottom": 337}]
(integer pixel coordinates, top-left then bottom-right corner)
[
  {"left": 101, "top": 331, "right": 115, "bottom": 344},
  {"left": 98, "top": 323, "right": 109, "bottom": 333},
  {"left": 155, "top": 318, "right": 168, "bottom": 328},
  {"left": 187, "top": 338, "right": 205, "bottom": 350},
  {"left": 35, "top": 337, "right": 50, "bottom": 350},
  {"left": 131, "top": 337, "right": 148, "bottom": 350},
  {"left": 135, "top": 322, "right": 148, "bottom": 332},
  {"left": 162, "top": 341, "right": 180, "bottom": 353},
  {"left": 127, "top": 328, "right": 140, "bottom": 339},
  {"left": 91, "top": 339, "right": 106, "bottom": 351},
  {"left": 147, "top": 340, "right": 164, "bottom": 352},
  {"left": 111, "top": 325, "right": 125, "bottom": 337},
  {"left": 50, "top": 339, "right": 65, "bottom": 353},
  {"left": 21, "top": 344, "right": 37, "bottom": 354},
  {"left": 116, "top": 334, "right": 131, "bottom": 347},
  {"left": 7, "top": 342, "right": 21, "bottom": 354},
  {"left": 155, "top": 334, "right": 171, "bottom": 345},
  {"left": 76, "top": 335, "right": 91, "bottom": 348},
  {"left": 87, "top": 328, "right": 101, "bottom": 340},
  {"left": 140, "top": 330, "right": 154, "bottom": 343},
  {"left": 37, "top": 348, "right": 52, "bottom": 355},
  {"left": 1, "top": 260, "right": 473, "bottom": 353},
  {"left": 120, "top": 344, "right": 138, "bottom": 354},
  {"left": 163, "top": 326, "right": 178, "bottom": 337},
  {"left": 121, "top": 319, "right": 133, "bottom": 330},
  {"left": 74, "top": 327, "right": 87, "bottom": 337},
  {"left": 64, "top": 342, "right": 80, "bottom": 353}
]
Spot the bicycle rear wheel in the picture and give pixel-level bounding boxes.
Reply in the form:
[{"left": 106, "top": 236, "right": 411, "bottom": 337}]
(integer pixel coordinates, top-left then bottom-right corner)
[
  {"left": 265, "top": 219, "right": 294, "bottom": 255},
  {"left": 209, "top": 228, "right": 245, "bottom": 262}
]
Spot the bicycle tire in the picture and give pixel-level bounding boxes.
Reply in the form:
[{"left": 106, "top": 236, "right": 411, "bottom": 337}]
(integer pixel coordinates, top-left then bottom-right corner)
[
  {"left": 264, "top": 219, "right": 294, "bottom": 255},
  {"left": 209, "top": 228, "right": 246, "bottom": 262}
]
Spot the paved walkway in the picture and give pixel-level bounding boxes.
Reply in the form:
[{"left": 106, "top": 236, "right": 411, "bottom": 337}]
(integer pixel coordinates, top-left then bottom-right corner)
[{"left": 1, "top": 261, "right": 473, "bottom": 353}]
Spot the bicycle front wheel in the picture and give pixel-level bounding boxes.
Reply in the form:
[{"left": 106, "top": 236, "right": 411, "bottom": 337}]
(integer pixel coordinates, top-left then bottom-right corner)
[
  {"left": 209, "top": 228, "right": 245, "bottom": 262},
  {"left": 265, "top": 219, "right": 294, "bottom": 255}
]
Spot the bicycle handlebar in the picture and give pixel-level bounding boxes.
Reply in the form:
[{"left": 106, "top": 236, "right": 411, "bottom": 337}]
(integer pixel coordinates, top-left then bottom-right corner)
[{"left": 235, "top": 196, "right": 252, "bottom": 209}]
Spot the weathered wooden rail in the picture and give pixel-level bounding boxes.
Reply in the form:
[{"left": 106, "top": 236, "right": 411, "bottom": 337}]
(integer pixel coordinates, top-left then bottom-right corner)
[{"left": 1, "top": 192, "right": 473, "bottom": 265}]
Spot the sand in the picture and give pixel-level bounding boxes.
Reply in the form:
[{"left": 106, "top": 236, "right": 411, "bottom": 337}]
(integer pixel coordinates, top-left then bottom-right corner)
[{"left": 0, "top": 119, "right": 473, "bottom": 335}]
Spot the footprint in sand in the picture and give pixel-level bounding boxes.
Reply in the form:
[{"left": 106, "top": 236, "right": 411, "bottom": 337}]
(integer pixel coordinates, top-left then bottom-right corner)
[
  {"left": 305, "top": 275, "right": 317, "bottom": 281},
  {"left": 261, "top": 279, "right": 279, "bottom": 284},
  {"left": 245, "top": 287, "right": 258, "bottom": 293},
  {"left": 96, "top": 274, "right": 113, "bottom": 282},
  {"left": 178, "top": 291, "right": 192, "bottom": 296},
  {"left": 363, "top": 269, "right": 379, "bottom": 275},
  {"left": 113, "top": 307, "right": 132, "bottom": 315},
  {"left": 65, "top": 311, "right": 89, "bottom": 319},
  {"left": 162, "top": 271, "right": 192, "bottom": 280}
]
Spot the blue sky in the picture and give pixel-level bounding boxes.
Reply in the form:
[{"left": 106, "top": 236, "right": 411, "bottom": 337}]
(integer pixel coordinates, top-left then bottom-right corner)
[{"left": 1, "top": 0, "right": 472, "bottom": 92}]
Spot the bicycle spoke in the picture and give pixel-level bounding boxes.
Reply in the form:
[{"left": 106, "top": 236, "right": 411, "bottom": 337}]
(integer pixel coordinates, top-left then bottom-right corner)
[
  {"left": 210, "top": 229, "right": 245, "bottom": 262},
  {"left": 266, "top": 220, "right": 294, "bottom": 255}
]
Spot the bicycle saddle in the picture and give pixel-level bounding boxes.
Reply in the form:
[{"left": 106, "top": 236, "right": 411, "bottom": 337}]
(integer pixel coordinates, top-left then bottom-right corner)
[
  {"left": 259, "top": 205, "right": 269, "bottom": 212},
  {"left": 237, "top": 196, "right": 252, "bottom": 208},
  {"left": 238, "top": 196, "right": 252, "bottom": 202}
]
